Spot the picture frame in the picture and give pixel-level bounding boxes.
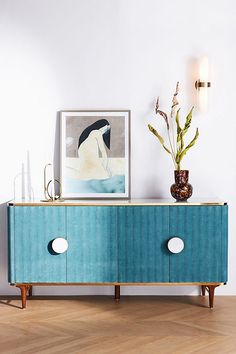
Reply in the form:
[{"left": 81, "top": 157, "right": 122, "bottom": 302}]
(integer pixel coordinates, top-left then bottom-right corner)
[{"left": 60, "top": 110, "right": 130, "bottom": 199}]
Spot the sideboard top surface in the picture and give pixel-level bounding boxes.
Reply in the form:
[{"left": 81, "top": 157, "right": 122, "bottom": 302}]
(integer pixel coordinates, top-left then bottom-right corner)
[{"left": 8, "top": 198, "right": 226, "bottom": 206}]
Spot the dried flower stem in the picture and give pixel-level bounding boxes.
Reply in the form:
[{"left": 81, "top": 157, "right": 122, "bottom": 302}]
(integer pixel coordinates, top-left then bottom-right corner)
[
  {"left": 148, "top": 82, "right": 198, "bottom": 171},
  {"left": 170, "top": 82, "right": 179, "bottom": 156}
]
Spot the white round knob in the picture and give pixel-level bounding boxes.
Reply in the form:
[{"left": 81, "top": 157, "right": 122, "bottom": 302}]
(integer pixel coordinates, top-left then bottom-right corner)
[
  {"left": 52, "top": 238, "right": 68, "bottom": 254},
  {"left": 168, "top": 237, "right": 184, "bottom": 254}
]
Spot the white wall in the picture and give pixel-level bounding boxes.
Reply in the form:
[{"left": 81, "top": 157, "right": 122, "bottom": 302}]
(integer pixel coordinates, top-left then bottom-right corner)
[{"left": 0, "top": 0, "right": 235, "bottom": 296}]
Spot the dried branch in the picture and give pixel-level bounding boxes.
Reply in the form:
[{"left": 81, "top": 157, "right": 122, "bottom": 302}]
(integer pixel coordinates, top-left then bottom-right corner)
[{"left": 148, "top": 82, "right": 199, "bottom": 171}]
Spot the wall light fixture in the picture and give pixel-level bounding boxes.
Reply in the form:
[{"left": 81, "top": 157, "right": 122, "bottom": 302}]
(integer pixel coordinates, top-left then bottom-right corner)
[
  {"left": 195, "top": 56, "right": 211, "bottom": 90},
  {"left": 195, "top": 56, "right": 211, "bottom": 111}
]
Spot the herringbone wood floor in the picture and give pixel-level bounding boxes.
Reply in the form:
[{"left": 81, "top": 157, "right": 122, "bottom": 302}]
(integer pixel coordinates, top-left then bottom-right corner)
[{"left": 0, "top": 296, "right": 235, "bottom": 354}]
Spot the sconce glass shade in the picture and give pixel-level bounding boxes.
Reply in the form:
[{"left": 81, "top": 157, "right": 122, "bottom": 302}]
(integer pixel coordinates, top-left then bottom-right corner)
[
  {"left": 199, "top": 56, "right": 209, "bottom": 83},
  {"left": 199, "top": 85, "right": 208, "bottom": 112}
]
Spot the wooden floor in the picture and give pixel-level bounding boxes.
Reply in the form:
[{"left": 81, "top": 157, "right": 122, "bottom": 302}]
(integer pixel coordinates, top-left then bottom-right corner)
[{"left": 0, "top": 296, "right": 236, "bottom": 354}]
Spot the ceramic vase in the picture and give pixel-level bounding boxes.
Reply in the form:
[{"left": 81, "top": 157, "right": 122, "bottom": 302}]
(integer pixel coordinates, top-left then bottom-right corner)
[{"left": 170, "top": 170, "right": 193, "bottom": 202}]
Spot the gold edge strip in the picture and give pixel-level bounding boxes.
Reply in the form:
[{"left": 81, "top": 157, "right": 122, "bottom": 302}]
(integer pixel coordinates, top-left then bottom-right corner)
[{"left": 9, "top": 202, "right": 225, "bottom": 206}]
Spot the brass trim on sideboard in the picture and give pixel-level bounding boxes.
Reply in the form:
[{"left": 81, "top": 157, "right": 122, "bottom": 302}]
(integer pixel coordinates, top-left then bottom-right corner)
[{"left": 8, "top": 199, "right": 227, "bottom": 206}]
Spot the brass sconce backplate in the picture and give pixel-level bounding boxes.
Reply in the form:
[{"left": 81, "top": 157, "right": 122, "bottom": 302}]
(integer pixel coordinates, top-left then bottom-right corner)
[{"left": 195, "top": 80, "right": 211, "bottom": 89}]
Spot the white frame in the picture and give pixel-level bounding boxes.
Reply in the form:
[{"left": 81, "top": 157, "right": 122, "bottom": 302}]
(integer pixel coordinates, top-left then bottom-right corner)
[{"left": 60, "top": 110, "right": 130, "bottom": 199}]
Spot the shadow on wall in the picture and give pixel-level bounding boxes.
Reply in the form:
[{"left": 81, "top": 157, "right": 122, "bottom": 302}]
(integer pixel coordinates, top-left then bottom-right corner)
[
  {"left": 53, "top": 112, "right": 61, "bottom": 184},
  {"left": 186, "top": 57, "right": 199, "bottom": 113},
  {"left": 0, "top": 202, "right": 17, "bottom": 295}
]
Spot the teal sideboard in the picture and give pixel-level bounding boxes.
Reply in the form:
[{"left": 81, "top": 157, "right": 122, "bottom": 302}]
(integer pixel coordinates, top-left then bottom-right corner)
[{"left": 8, "top": 200, "right": 228, "bottom": 309}]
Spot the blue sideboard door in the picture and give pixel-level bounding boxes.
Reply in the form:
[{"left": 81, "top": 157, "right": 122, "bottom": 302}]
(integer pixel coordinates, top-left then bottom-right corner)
[
  {"left": 67, "top": 206, "right": 117, "bottom": 282},
  {"left": 169, "top": 206, "right": 228, "bottom": 283},
  {"left": 12, "top": 206, "right": 67, "bottom": 283},
  {"left": 118, "top": 206, "right": 169, "bottom": 282}
]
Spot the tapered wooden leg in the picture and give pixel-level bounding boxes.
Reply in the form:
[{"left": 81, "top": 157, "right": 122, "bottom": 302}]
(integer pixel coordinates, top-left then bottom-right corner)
[
  {"left": 16, "top": 285, "right": 30, "bottom": 309},
  {"left": 115, "top": 285, "right": 120, "bottom": 302},
  {"left": 201, "top": 285, "right": 206, "bottom": 296},
  {"left": 208, "top": 285, "right": 218, "bottom": 308}
]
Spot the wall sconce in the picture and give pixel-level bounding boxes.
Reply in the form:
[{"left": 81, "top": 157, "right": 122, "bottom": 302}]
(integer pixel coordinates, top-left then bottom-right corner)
[
  {"left": 195, "top": 56, "right": 211, "bottom": 111},
  {"left": 195, "top": 56, "right": 211, "bottom": 90}
]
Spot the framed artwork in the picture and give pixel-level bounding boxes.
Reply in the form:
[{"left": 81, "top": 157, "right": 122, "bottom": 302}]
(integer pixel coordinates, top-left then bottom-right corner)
[{"left": 60, "top": 110, "right": 130, "bottom": 199}]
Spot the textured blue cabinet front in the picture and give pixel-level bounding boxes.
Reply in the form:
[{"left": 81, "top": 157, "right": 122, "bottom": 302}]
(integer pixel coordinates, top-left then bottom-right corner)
[
  {"left": 169, "top": 206, "right": 228, "bottom": 282},
  {"left": 118, "top": 206, "right": 169, "bottom": 282},
  {"left": 9, "top": 206, "right": 67, "bottom": 283},
  {"left": 67, "top": 206, "right": 117, "bottom": 282},
  {"left": 8, "top": 203, "right": 228, "bottom": 285}
]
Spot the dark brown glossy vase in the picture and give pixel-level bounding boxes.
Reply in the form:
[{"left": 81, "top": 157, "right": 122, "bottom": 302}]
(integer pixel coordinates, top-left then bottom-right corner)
[{"left": 170, "top": 170, "right": 193, "bottom": 202}]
